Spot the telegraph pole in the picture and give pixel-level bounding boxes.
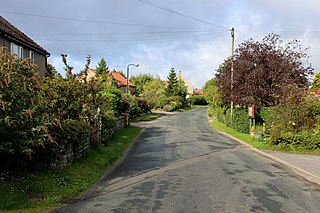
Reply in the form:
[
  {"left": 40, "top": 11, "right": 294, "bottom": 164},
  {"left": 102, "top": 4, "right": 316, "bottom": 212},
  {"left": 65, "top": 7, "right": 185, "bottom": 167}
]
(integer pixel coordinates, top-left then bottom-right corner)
[{"left": 230, "top": 27, "right": 235, "bottom": 127}]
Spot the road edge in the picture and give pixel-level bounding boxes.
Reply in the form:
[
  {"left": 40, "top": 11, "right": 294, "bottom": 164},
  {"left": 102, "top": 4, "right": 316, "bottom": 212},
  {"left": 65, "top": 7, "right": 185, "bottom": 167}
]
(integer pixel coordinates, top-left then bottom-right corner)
[
  {"left": 77, "top": 127, "right": 146, "bottom": 201},
  {"left": 214, "top": 129, "right": 320, "bottom": 186}
]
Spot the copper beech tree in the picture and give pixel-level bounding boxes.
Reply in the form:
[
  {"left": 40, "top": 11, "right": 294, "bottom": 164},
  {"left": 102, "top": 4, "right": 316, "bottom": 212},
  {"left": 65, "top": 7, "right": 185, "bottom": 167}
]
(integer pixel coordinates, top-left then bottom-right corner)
[{"left": 217, "top": 34, "right": 313, "bottom": 108}]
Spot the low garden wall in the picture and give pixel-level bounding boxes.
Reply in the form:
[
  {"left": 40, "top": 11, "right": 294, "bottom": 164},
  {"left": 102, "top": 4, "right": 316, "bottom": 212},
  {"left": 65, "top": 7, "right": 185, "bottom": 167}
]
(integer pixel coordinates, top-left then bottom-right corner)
[{"left": 50, "top": 115, "right": 127, "bottom": 169}]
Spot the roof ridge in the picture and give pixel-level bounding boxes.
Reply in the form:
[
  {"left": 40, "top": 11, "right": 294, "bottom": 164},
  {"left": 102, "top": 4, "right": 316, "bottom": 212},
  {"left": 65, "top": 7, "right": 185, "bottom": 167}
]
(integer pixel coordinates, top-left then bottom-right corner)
[{"left": 0, "top": 15, "right": 49, "bottom": 54}]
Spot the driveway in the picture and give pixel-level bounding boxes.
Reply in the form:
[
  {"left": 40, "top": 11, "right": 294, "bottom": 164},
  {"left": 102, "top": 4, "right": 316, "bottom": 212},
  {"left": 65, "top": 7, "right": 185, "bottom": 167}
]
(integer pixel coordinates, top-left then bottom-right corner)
[{"left": 52, "top": 108, "right": 320, "bottom": 213}]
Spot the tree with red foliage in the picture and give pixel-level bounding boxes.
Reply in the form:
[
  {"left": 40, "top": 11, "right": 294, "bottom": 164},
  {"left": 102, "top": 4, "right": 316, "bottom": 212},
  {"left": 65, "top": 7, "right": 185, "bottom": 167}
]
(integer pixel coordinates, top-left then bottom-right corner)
[{"left": 217, "top": 34, "right": 313, "bottom": 107}]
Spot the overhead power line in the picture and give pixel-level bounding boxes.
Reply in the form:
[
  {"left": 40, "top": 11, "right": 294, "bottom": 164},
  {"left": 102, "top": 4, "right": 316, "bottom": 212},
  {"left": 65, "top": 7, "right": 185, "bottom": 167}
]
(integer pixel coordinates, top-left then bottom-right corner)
[
  {"left": 29, "top": 30, "right": 220, "bottom": 36},
  {"left": 136, "top": 0, "right": 229, "bottom": 30},
  {"left": 35, "top": 31, "right": 223, "bottom": 42},
  {"left": 0, "top": 10, "right": 193, "bottom": 30}
]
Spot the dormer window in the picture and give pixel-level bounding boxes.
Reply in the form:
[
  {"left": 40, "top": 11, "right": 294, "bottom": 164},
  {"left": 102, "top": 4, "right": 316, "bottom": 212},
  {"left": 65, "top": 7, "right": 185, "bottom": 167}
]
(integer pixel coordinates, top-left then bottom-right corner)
[{"left": 10, "top": 43, "right": 23, "bottom": 58}]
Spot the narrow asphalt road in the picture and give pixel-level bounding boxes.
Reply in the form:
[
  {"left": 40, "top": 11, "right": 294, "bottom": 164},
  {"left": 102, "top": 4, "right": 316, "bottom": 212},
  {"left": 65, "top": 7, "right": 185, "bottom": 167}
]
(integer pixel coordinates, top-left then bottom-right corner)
[{"left": 53, "top": 108, "right": 320, "bottom": 213}]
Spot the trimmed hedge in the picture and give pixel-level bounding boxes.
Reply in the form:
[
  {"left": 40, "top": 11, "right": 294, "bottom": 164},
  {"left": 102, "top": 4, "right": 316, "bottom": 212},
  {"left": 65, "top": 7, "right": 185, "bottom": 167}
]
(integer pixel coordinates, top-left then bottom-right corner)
[
  {"left": 271, "top": 131, "right": 320, "bottom": 150},
  {"left": 233, "top": 108, "right": 250, "bottom": 134},
  {"left": 215, "top": 107, "right": 249, "bottom": 134},
  {"left": 215, "top": 107, "right": 227, "bottom": 124}
]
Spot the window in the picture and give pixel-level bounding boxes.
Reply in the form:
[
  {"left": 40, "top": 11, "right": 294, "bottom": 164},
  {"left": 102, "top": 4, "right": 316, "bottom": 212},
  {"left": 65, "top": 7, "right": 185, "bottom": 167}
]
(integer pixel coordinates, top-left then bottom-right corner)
[
  {"left": 10, "top": 43, "right": 23, "bottom": 58},
  {"left": 29, "top": 51, "right": 35, "bottom": 60}
]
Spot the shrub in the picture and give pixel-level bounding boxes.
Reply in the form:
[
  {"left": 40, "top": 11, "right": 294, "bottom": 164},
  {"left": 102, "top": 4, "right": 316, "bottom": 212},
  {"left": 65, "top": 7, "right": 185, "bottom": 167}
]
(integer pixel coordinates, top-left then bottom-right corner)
[
  {"left": 163, "top": 104, "right": 173, "bottom": 112},
  {"left": 39, "top": 76, "right": 88, "bottom": 120},
  {"left": 155, "top": 95, "right": 186, "bottom": 110},
  {"left": 189, "top": 95, "right": 207, "bottom": 105},
  {"left": 49, "top": 119, "right": 90, "bottom": 148},
  {"left": 269, "top": 94, "right": 319, "bottom": 139},
  {"left": 121, "top": 93, "right": 142, "bottom": 117},
  {"left": 135, "top": 97, "right": 150, "bottom": 113},
  {"left": 214, "top": 107, "right": 227, "bottom": 124},
  {"left": 215, "top": 107, "right": 250, "bottom": 134},
  {"left": 99, "top": 87, "right": 123, "bottom": 116},
  {"left": 255, "top": 107, "right": 273, "bottom": 134},
  {"left": 155, "top": 95, "right": 170, "bottom": 109},
  {"left": 271, "top": 131, "right": 320, "bottom": 150},
  {"left": 169, "top": 96, "right": 186, "bottom": 110},
  {"left": 232, "top": 107, "right": 250, "bottom": 134},
  {"left": 0, "top": 48, "right": 54, "bottom": 158}
]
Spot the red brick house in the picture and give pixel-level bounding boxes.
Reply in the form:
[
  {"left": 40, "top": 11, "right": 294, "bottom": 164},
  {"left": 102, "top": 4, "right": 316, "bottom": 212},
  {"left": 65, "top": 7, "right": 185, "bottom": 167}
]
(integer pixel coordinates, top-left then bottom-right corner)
[{"left": 0, "top": 16, "right": 50, "bottom": 76}]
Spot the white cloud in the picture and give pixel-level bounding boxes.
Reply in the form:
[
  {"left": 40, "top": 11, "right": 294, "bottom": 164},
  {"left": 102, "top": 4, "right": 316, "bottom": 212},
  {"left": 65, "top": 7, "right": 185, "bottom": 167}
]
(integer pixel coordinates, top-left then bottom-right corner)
[{"left": 3, "top": 0, "right": 320, "bottom": 86}]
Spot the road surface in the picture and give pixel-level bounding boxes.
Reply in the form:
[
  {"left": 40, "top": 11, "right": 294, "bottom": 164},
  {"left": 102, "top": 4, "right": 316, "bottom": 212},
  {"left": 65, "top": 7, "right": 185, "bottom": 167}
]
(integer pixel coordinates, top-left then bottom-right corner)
[{"left": 53, "top": 108, "right": 320, "bottom": 213}]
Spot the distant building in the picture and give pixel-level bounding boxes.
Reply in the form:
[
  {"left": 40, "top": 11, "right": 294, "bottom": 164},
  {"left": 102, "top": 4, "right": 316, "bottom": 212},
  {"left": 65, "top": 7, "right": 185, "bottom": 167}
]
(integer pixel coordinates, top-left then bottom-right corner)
[
  {"left": 0, "top": 16, "right": 50, "bottom": 76},
  {"left": 83, "top": 69, "right": 136, "bottom": 93},
  {"left": 194, "top": 89, "right": 205, "bottom": 95},
  {"left": 177, "top": 71, "right": 194, "bottom": 95},
  {"left": 310, "top": 90, "right": 320, "bottom": 97}
]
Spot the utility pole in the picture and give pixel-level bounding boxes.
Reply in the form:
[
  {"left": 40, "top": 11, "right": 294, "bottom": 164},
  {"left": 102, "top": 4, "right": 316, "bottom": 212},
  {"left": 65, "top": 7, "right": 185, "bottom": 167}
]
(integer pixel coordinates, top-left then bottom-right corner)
[{"left": 230, "top": 27, "right": 235, "bottom": 127}]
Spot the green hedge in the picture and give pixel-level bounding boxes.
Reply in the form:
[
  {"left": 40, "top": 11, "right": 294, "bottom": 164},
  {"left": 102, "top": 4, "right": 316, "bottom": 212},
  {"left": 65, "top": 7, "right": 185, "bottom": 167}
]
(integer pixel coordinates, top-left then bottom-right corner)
[
  {"left": 215, "top": 107, "right": 227, "bottom": 124},
  {"left": 271, "top": 131, "right": 320, "bottom": 150},
  {"left": 189, "top": 95, "right": 207, "bottom": 105},
  {"left": 255, "top": 107, "right": 273, "bottom": 134},
  {"left": 231, "top": 108, "right": 250, "bottom": 134},
  {"left": 215, "top": 107, "right": 249, "bottom": 134}
]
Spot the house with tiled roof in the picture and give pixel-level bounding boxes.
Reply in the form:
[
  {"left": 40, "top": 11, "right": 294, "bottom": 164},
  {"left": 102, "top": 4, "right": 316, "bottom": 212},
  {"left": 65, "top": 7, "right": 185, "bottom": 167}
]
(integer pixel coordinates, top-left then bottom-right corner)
[
  {"left": 194, "top": 89, "right": 205, "bottom": 95},
  {"left": 177, "top": 71, "right": 194, "bottom": 95},
  {"left": 310, "top": 90, "right": 320, "bottom": 97},
  {"left": 0, "top": 15, "right": 50, "bottom": 76},
  {"left": 85, "top": 68, "right": 136, "bottom": 93}
]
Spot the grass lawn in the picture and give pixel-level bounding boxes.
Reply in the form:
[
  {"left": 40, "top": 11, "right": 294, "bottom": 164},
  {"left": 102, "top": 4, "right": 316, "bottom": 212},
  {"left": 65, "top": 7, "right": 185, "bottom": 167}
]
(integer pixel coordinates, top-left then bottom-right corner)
[
  {"left": 131, "top": 113, "right": 161, "bottom": 122},
  {"left": 0, "top": 126, "right": 142, "bottom": 213},
  {"left": 210, "top": 119, "right": 320, "bottom": 155}
]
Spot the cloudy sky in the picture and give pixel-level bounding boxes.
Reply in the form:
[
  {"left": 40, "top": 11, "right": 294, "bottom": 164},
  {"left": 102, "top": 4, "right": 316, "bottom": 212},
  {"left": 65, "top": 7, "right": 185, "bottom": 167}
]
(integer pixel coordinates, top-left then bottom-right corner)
[{"left": 1, "top": 0, "right": 320, "bottom": 88}]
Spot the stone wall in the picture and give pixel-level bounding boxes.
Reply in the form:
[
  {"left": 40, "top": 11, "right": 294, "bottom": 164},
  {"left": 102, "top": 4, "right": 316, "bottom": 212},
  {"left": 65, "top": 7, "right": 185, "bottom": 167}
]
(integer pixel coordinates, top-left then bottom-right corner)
[{"left": 50, "top": 115, "right": 127, "bottom": 169}]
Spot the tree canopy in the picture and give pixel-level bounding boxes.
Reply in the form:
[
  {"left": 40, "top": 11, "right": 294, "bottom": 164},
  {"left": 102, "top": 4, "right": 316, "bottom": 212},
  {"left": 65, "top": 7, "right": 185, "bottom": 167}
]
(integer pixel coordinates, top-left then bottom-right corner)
[
  {"left": 311, "top": 72, "right": 320, "bottom": 91},
  {"left": 130, "top": 73, "right": 154, "bottom": 94},
  {"left": 216, "top": 34, "right": 313, "bottom": 107},
  {"left": 142, "top": 78, "right": 165, "bottom": 109},
  {"left": 203, "top": 78, "right": 222, "bottom": 108},
  {"left": 96, "top": 58, "right": 109, "bottom": 76},
  {"left": 165, "top": 67, "right": 178, "bottom": 97}
]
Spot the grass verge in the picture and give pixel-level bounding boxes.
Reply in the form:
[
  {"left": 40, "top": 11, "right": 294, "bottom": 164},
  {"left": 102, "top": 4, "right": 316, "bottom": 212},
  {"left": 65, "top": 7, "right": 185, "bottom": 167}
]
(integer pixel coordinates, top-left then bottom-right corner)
[
  {"left": 173, "top": 107, "right": 192, "bottom": 112},
  {"left": 132, "top": 113, "right": 161, "bottom": 122},
  {"left": 0, "top": 126, "right": 142, "bottom": 213},
  {"left": 210, "top": 119, "right": 320, "bottom": 155},
  {"left": 191, "top": 105, "right": 208, "bottom": 108}
]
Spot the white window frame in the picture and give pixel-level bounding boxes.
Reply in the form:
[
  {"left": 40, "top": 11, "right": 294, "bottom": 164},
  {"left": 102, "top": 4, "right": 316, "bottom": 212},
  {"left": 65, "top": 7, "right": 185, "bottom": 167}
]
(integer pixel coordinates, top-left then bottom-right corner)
[
  {"left": 10, "top": 43, "right": 23, "bottom": 58},
  {"left": 29, "top": 50, "right": 35, "bottom": 60}
]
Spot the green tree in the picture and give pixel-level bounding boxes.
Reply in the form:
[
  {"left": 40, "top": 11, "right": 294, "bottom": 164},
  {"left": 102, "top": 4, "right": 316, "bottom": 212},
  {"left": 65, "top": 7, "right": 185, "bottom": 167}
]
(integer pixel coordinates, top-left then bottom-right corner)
[
  {"left": 143, "top": 78, "right": 165, "bottom": 109},
  {"left": 96, "top": 58, "right": 109, "bottom": 76},
  {"left": 311, "top": 72, "right": 320, "bottom": 91},
  {"left": 130, "top": 73, "right": 154, "bottom": 94},
  {"left": 165, "top": 67, "right": 177, "bottom": 97},
  {"left": 204, "top": 78, "right": 223, "bottom": 108},
  {"left": 175, "top": 79, "right": 188, "bottom": 99}
]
